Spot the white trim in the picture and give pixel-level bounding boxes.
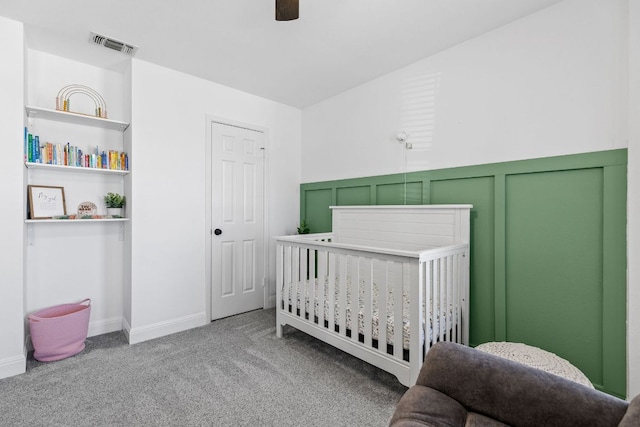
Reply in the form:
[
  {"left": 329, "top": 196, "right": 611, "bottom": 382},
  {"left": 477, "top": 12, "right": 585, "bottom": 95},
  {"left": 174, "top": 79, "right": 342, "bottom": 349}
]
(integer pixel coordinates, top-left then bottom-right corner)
[
  {"left": 0, "top": 354, "right": 26, "bottom": 380},
  {"left": 126, "top": 312, "right": 208, "bottom": 345},
  {"left": 121, "top": 316, "right": 132, "bottom": 343},
  {"left": 329, "top": 204, "right": 474, "bottom": 210}
]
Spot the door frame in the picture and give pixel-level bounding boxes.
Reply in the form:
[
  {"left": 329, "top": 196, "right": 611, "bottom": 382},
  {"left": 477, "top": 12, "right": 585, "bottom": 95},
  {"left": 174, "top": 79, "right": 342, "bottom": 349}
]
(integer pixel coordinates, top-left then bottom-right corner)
[{"left": 205, "top": 115, "right": 270, "bottom": 321}]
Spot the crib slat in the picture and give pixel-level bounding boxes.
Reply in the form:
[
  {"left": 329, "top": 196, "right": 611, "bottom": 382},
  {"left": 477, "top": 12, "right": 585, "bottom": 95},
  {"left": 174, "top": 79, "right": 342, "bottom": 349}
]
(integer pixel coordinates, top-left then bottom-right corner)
[
  {"left": 393, "top": 262, "right": 404, "bottom": 360},
  {"left": 302, "top": 248, "right": 309, "bottom": 320},
  {"left": 350, "top": 255, "right": 359, "bottom": 343},
  {"left": 310, "top": 249, "right": 317, "bottom": 322},
  {"left": 438, "top": 257, "right": 448, "bottom": 341},
  {"left": 317, "top": 250, "right": 327, "bottom": 327},
  {"left": 363, "top": 257, "right": 373, "bottom": 347},
  {"left": 424, "top": 259, "right": 432, "bottom": 350},
  {"left": 292, "top": 246, "right": 299, "bottom": 317},
  {"left": 436, "top": 257, "right": 447, "bottom": 341},
  {"left": 338, "top": 253, "right": 348, "bottom": 337},
  {"left": 455, "top": 252, "right": 461, "bottom": 343},
  {"left": 432, "top": 258, "right": 439, "bottom": 344},
  {"left": 378, "top": 260, "right": 388, "bottom": 354},
  {"left": 328, "top": 252, "right": 336, "bottom": 332},
  {"left": 452, "top": 252, "right": 459, "bottom": 343},
  {"left": 436, "top": 257, "right": 442, "bottom": 342},
  {"left": 283, "top": 245, "right": 291, "bottom": 314},
  {"left": 444, "top": 255, "right": 451, "bottom": 342}
]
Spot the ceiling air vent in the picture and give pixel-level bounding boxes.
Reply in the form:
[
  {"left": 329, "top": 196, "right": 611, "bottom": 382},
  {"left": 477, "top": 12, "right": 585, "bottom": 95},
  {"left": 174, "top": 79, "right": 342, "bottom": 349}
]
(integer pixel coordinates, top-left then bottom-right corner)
[{"left": 89, "top": 32, "right": 138, "bottom": 56}]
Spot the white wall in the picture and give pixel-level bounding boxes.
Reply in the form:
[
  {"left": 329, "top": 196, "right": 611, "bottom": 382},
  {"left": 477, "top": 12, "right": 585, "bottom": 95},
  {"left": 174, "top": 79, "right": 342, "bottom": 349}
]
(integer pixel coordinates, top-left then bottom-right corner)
[
  {"left": 0, "top": 16, "right": 25, "bottom": 379},
  {"left": 627, "top": 0, "right": 640, "bottom": 399},
  {"left": 301, "top": 0, "right": 637, "bottom": 397},
  {"left": 24, "top": 50, "right": 127, "bottom": 337},
  {"left": 127, "top": 59, "right": 301, "bottom": 343},
  {"left": 302, "top": 0, "right": 628, "bottom": 183}
]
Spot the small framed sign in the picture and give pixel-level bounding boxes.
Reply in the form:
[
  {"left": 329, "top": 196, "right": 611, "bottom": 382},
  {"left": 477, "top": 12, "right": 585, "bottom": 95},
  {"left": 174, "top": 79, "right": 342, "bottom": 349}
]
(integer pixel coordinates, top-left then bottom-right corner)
[{"left": 28, "top": 185, "right": 67, "bottom": 219}]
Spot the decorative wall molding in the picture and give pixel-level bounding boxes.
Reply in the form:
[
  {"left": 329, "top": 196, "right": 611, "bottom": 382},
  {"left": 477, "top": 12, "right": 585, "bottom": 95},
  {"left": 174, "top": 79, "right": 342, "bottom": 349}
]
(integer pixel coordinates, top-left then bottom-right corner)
[{"left": 300, "top": 149, "right": 628, "bottom": 398}]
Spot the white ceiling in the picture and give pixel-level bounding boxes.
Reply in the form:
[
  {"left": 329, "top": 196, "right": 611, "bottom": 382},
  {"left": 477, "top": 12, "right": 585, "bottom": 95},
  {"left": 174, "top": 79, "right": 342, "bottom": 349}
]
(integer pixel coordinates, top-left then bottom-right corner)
[{"left": 0, "top": 0, "right": 564, "bottom": 108}]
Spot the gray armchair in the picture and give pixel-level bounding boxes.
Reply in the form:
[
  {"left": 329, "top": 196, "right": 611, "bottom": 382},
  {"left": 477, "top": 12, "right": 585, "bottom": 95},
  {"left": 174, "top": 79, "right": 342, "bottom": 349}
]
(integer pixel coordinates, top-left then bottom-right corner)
[{"left": 390, "top": 342, "right": 640, "bottom": 427}]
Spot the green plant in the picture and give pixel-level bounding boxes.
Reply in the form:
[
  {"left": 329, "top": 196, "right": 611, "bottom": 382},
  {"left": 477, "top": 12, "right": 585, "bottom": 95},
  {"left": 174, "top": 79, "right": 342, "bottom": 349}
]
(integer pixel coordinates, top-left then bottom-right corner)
[
  {"left": 104, "top": 192, "right": 126, "bottom": 208},
  {"left": 297, "top": 220, "right": 310, "bottom": 234}
]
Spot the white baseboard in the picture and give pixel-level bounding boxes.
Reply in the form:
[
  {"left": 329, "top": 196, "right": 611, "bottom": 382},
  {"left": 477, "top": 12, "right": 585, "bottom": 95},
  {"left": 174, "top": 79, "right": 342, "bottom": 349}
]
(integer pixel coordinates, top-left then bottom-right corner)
[
  {"left": 0, "top": 353, "right": 26, "bottom": 380},
  {"left": 88, "top": 317, "right": 123, "bottom": 338},
  {"left": 126, "top": 312, "right": 208, "bottom": 345},
  {"left": 121, "top": 317, "right": 132, "bottom": 343}
]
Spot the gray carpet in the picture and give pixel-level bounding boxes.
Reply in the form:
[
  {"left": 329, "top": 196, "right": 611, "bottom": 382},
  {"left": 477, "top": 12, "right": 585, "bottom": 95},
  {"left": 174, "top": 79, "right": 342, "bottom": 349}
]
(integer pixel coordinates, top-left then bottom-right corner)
[{"left": 0, "top": 308, "right": 407, "bottom": 426}]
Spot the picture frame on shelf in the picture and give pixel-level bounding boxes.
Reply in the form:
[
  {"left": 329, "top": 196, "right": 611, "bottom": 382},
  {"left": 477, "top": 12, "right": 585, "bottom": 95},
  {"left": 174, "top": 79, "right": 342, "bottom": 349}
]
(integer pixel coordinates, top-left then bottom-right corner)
[{"left": 27, "top": 185, "right": 67, "bottom": 219}]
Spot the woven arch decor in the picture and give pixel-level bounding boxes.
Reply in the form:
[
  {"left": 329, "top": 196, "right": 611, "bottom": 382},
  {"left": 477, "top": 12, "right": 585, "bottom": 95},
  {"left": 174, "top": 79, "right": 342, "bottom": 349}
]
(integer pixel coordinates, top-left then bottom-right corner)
[{"left": 56, "top": 84, "right": 107, "bottom": 118}]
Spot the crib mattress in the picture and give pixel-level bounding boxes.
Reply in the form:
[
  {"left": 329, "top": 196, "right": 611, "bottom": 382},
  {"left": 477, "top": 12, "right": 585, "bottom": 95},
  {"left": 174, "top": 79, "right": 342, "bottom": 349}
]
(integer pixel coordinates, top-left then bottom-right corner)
[{"left": 283, "top": 279, "right": 452, "bottom": 350}]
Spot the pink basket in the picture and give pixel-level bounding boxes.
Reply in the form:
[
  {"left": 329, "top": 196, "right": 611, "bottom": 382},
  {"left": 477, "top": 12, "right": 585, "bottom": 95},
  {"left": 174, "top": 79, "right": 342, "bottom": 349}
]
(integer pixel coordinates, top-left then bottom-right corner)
[{"left": 28, "top": 298, "right": 91, "bottom": 362}]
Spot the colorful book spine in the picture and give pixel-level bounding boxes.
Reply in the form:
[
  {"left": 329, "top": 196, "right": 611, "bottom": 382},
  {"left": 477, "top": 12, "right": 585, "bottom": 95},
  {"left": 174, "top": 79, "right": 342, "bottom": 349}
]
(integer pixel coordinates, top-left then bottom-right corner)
[
  {"left": 34, "top": 136, "right": 40, "bottom": 163},
  {"left": 22, "top": 133, "right": 128, "bottom": 171},
  {"left": 28, "top": 133, "right": 33, "bottom": 162}
]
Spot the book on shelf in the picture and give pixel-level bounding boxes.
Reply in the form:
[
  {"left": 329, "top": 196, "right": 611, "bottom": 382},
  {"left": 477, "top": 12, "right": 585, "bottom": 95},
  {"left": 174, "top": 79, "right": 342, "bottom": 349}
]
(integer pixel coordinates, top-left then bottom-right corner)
[{"left": 24, "top": 131, "right": 128, "bottom": 171}]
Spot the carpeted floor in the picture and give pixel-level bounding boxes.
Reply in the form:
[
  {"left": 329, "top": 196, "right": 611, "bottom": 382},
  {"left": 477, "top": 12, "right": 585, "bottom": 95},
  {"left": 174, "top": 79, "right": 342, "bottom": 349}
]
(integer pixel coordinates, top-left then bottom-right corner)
[{"left": 0, "top": 308, "right": 407, "bottom": 426}]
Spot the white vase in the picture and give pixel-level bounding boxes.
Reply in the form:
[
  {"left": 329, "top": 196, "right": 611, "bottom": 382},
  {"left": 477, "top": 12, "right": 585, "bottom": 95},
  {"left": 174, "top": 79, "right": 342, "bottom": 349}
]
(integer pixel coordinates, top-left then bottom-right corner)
[{"left": 107, "top": 207, "right": 123, "bottom": 217}]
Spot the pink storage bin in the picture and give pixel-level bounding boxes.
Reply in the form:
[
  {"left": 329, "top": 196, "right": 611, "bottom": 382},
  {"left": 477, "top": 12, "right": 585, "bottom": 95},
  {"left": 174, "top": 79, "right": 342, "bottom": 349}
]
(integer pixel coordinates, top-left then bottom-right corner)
[{"left": 28, "top": 298, "right": 91, "bottom": 362}]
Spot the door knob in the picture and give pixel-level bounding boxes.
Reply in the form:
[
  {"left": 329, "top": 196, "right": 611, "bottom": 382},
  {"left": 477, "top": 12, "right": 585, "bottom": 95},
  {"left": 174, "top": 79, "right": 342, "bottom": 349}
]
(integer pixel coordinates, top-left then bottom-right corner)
[{"left": 214, "top": 228, "right": 222, "bottom": 235}]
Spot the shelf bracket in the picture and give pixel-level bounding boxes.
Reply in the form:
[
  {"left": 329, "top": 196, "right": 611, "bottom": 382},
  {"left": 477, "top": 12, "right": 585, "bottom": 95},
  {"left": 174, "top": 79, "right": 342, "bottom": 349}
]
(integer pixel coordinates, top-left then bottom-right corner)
[{"left": 119, "top": 223, "right": 125, "bottom": 241}]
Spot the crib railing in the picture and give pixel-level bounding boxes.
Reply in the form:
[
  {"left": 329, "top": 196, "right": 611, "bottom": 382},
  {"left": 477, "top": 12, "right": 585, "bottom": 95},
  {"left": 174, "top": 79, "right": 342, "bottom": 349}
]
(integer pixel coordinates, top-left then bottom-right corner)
[{"left": 275, "top": 233, "right": 469, "bottom": 386}]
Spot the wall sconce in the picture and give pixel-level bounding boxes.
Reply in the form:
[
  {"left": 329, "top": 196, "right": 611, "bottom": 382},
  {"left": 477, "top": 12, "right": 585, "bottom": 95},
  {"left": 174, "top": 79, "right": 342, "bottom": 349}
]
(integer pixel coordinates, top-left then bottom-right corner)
[{"left": 396, "top": 131, "right": 412, "bottom": 149}]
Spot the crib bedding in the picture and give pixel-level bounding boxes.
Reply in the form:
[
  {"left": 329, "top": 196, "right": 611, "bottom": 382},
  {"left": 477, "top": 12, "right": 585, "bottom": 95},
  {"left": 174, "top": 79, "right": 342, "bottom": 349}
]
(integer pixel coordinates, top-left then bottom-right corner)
[{"left": 284, "top": 278, "right": 453, "bottom": 350}]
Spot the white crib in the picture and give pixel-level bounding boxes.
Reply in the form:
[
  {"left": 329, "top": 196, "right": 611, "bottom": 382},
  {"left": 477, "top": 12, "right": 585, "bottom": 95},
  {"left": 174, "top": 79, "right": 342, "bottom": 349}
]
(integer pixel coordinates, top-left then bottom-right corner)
[{"left": 275, "top": 205, "right": 471, "bottom": 387}]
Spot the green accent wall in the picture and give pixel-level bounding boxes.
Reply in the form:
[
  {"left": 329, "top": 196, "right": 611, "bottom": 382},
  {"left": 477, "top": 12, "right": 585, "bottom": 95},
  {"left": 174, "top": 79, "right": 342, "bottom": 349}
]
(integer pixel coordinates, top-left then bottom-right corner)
[{"left": 299, "top": 149, "right": 627, "bottom": 397}]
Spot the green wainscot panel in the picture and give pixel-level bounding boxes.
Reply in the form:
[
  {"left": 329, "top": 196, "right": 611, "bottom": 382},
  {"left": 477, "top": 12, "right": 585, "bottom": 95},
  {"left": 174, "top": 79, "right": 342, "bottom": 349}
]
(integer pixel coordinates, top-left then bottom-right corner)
[
  {"left": 304, "top": 188, "right": 333, "bottom": 233},
  {"left": 376, "top": 181, "right": 424, "bottom": 205},
  {"left": 602, "top": 165, "right": 627, "bottom": 397},
  {"left": 430, "top": 177, "right": 495, "bottom": 347},
  {"left": 505, "top": 168, "right": 604, "bottom": 387},
  {"left": 336, "top": 185, "right": 371, "bottom": 206},
  {"left": 299, "top": 149, "right": 627, "bottom": 397}
]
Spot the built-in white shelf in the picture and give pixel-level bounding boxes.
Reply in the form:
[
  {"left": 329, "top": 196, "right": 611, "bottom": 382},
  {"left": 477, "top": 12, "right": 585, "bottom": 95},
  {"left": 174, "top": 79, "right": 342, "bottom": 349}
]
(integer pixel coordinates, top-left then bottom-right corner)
[
  {"left": 25, "top": 218, "right": 129, "bottom": 223},
  {"left": 24, "top": 162, "right": 129, "bottom": 175},
  {"left": 25, "top": 218, "right": 128, "bottom": 244},
  {"left": 25, "top": 105, "right": 129, "bottom": 131}
]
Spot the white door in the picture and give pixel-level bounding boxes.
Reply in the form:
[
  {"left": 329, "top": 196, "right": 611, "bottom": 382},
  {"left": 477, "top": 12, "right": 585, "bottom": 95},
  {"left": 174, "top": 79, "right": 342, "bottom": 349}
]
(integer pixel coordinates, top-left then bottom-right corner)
[{"left": 210, "top": 121, "right": 265, "bottom": 320}]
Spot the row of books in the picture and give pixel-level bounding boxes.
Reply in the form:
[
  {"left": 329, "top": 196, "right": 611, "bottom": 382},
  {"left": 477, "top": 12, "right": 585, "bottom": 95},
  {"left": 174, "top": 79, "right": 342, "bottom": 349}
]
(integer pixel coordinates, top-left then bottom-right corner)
[{"left": 24, "top": 129, "right": 129, "bottom": 171}]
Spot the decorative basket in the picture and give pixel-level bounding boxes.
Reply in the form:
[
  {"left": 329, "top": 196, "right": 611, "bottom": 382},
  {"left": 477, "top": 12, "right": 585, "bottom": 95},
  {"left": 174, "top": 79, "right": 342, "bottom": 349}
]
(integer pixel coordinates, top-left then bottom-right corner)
[{"left": 28, "top": 298, "right": 91, "bottom": 362}]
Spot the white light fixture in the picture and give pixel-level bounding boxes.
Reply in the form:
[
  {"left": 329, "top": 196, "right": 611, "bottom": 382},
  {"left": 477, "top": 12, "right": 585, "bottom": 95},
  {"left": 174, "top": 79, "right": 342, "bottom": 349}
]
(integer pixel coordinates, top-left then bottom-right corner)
[
  {"left": 396, "top": 131, "right": 409, "bottom": 143},
  {"left": 396, "top": 131, "right": 412, "bottom": 149}
]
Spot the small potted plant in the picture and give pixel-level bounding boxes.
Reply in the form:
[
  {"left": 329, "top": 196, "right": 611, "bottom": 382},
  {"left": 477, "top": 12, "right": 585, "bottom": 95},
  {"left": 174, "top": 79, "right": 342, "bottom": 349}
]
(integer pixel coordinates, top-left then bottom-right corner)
[
  {"left": 297, "top": 220, "right": 310, "bottom": 234},
  {"left": 104, "top": 192, "right": 126, "bottom": 217}
]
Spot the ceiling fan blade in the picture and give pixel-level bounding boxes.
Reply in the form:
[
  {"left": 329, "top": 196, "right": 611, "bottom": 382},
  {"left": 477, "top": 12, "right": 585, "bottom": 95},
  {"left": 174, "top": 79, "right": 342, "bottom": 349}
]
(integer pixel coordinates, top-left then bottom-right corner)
[{"left": 276, "top": 0, "right": 299, "bottom": 21}]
